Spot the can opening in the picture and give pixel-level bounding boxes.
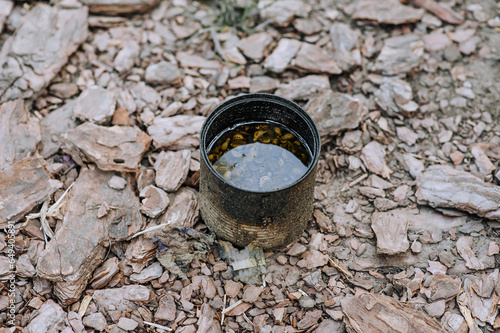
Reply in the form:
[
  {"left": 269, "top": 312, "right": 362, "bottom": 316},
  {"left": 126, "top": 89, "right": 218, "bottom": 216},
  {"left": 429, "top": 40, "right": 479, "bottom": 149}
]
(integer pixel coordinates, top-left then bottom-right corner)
[{"left": 201, "top": 94, "right": 321, "bottom": 194}]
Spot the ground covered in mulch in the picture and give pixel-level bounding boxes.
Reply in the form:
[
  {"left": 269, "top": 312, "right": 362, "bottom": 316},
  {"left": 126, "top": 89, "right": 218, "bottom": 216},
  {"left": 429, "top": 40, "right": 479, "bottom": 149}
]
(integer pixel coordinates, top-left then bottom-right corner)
[{"left": 0, "top": 0, "right": 499, "bottom": 332}]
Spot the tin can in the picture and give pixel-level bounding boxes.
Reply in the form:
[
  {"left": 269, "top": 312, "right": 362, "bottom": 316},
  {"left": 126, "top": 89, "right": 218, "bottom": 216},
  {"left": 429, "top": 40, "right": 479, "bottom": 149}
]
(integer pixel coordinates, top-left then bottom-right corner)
[{"left": 199, "top": 94, "right": 320, "bottom": 249}]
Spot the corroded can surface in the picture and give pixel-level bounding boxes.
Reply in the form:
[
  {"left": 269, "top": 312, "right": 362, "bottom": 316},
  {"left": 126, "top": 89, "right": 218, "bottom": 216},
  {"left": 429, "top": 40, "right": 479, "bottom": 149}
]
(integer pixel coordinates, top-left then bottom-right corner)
[{"left": 199, "top": 94, "right": 320, "bottom": 249}]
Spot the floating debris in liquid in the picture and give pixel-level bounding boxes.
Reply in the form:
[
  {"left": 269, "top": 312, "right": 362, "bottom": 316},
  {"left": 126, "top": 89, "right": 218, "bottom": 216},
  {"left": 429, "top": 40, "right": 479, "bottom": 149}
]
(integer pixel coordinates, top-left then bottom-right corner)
[{"left": 208, "top": 122, "right": 311, "bottom": 191}]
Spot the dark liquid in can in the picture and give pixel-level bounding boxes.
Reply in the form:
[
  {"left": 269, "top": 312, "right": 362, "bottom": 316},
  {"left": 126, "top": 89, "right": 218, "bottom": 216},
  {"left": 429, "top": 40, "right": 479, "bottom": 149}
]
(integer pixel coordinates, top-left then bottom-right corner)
[{"left": 208, "top": 121, "right": 311, "bottom": 192}]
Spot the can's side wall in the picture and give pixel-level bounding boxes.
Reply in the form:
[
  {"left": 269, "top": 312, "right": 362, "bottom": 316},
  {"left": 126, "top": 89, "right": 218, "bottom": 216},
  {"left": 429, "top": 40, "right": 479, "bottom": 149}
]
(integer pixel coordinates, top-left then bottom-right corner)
[{"left": 199, "top": 158, "right": 317, "bottom": 249}]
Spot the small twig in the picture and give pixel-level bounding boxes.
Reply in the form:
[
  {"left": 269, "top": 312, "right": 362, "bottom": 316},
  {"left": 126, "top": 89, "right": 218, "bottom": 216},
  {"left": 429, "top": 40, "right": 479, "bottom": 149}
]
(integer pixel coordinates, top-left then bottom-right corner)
[
  {"left": 298, "top": 289, "right": 308, "bottom": 297},
  {"left": 457, "top": 289, "right": 481, "bottom": 332},
  {"left": 329, "top": 257, "right": 353, "bottom": 279},
  {"left": 144, "top": 321, "right": 173, "bottom": 332},
  {"left": 407, "top": 153, "right": 448, "bottom": 164},
  {"left": 242, "top": 313, "right": 253, "bottom": 326},
  {"left": 78, "top": 295, "right": 93, "bottom": 317},
  {"left": 250, "top": 18, "right": 273, "bottom": 33},
  {"left": 39, "top": 199, "right": 53, "bottom": 242},
  {"left": 47, "top": 182, "right": 74, "bottom": 216},
  {"left": 221, "top": 299, "right": 243, "bottom": 314},
  {"left": 22, "top": 182, "right": 75, "bottom": 241},
  {"left": 221, "top": 294, "right": 227, "bottom": 325},
  {"left": 210, "top": 26, "right": 228, "bottom": 62},
  {"left": 127, "top": 212, "right": 179, "bottom": 240},
  {"left": 348, "top": 173, "right": 368, "bottom": 187}
]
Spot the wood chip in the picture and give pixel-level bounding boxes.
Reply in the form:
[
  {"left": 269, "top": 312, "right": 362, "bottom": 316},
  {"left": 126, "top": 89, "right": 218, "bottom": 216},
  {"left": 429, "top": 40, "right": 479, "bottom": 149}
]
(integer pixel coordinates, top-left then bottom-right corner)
[
  {"left": 0, "top": 4, "right": 88, "bottom": 103},
  {"left": 65, "top": 123, "right": 151, "bottom": 172},
  {"left": 360, "top": 141, "right": 392, "bottom": 179},
  {"left": 263, "top": 38, "right": 302, "bottom": 73},
  {"left": 371, "top": 211, "right": 410, "bottom": 255},
  {"left": 74, "top": 86, "right": 116, "bottom": 124},
  {"left": 40, "top": 101, "right": 77, "bottom": 158},
  {"left": 416, "top": 165, "right": 500, "bottom": 221},
  {"left": 293, "top": 42, "right": 342, "bottom": 74},
  {"left": 0, "top": 99, "right": 41, "bottom": 170},
  {"left": 36, "top": 168, "right": 143, "bottom": 305},
  {"left": 148, "top": 115, "right": 205, "bottom": 149},
  {"left": 83, "top": 0, "right": 161, "bottom": 15},
  {"left": 275, "top": 75, "right": 330, "bottom": 100},
  {"left": 27, "top": 300, "right": 68, "bottom": 333},
  {"left": 0, "top": 156, "right": 62, "bottom": 227},
  {"left": 329, "top": 22, "right": 362, "bottom": 71},
  {"left": 0, "top": 1, "right": 13, "bottom": 34},
  {"left": 342, "top": 293, "right": 447, "bottom": 332},
  {"left": 369, "top": 34, "right": 424, "bottom": 75},
  {"left": 306, "top": 90, "right": 365, "bottom": 138},
  {"left": 237, "top": 32, "right": 273, "bottom": 62},
  {"left": 154, "top": 150, "right": 191, "bottom": 192},
  {"left": 412, "top": 0, "right": 464, "bottom": 25},
  {"left": 353, "top": 0, "right": 424, "bottom": 24},
  {"left": 258, "top": 0, "right": 311, "bottom": 27}
]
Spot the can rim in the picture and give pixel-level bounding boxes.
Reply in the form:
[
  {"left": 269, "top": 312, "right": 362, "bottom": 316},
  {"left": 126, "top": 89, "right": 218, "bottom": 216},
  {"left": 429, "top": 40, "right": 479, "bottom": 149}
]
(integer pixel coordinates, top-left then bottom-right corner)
[{"left": 200, "top": 93, "right": 321, "bottom": 194}]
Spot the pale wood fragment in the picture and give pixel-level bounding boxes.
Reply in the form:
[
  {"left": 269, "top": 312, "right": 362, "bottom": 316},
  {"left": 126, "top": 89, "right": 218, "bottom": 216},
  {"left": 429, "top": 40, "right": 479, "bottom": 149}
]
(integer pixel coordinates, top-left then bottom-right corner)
[{"left": 342, "top": 293, "right": 447, "bottom": 332}]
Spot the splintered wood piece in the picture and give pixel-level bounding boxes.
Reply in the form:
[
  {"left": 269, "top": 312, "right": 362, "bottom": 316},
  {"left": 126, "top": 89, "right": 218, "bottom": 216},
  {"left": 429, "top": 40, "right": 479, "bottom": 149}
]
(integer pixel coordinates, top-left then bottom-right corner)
[
  {"left": 65, "top": 123, "right": 151, "bottom": 172},
  {"left": 342, "top": 293, "right": 447, "bottom": 332},
  {"left": 0, "top": 156, "right": 62, "bottom": 227},
  {"left": 416, "top": 165, "right": 500, "bottom": 221},
  {"left": 36, "top": 168, "right": 143, "bottom": 305},
  {"left": 0, "top": 99, "right": 41, "bottom": 170}
]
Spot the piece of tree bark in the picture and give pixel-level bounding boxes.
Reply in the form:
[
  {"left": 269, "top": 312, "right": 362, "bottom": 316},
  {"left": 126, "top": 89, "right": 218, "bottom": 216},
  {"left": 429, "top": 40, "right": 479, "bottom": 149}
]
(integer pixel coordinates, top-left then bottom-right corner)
[
  {"left": 82, "top": 0, "right": 161, "bottom": 15},
  {"left": 36, "top": 168, "right": 144, "bottom": 305},
  {"left": 371, "top": 210, "right": 410, "bottom": 255},
  {"left": 65, "top": 123, "right": 151, "bottom": 172},
  {"left": 361, "top": 141, "right": 392, "bottom": 179},
  {"left": 342, "top": 293, "right": 447, "bottom": 332},
  {"left": 306, "top": 90, "right": 366, "bottom": 138},
  {"left": 412, "top": 0, "right": 464, "bottom": 25},
  {"left": 0, "top": 4, "right": 88, "bottom": 102},
  {"left": 154, "top": 150, "right": 191, "bottom": 192},
  {"left": 0, "top": 156, "right": 62, "bottom": 227},
  {"left": 40, "top": 100, "right": 76, "bottom": 158},
  {"left": 148, "top": 115, "right": 206, "bottom": 150},
  {"left": 352, "top": 0, "right": 424, "bottom": 24},
  {"left": 0, "top": 99, "right": 41, "bottom": 170},
  {"left": 416, "top": 165, "right": 500, "bottom": 221}
]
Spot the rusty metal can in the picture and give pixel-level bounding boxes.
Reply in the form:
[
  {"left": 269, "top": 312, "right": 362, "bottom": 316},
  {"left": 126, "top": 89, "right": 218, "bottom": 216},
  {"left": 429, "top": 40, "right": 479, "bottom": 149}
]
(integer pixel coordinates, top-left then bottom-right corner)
[{"left": 199, "top": 94, "right": 320, "bottom": 249}]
